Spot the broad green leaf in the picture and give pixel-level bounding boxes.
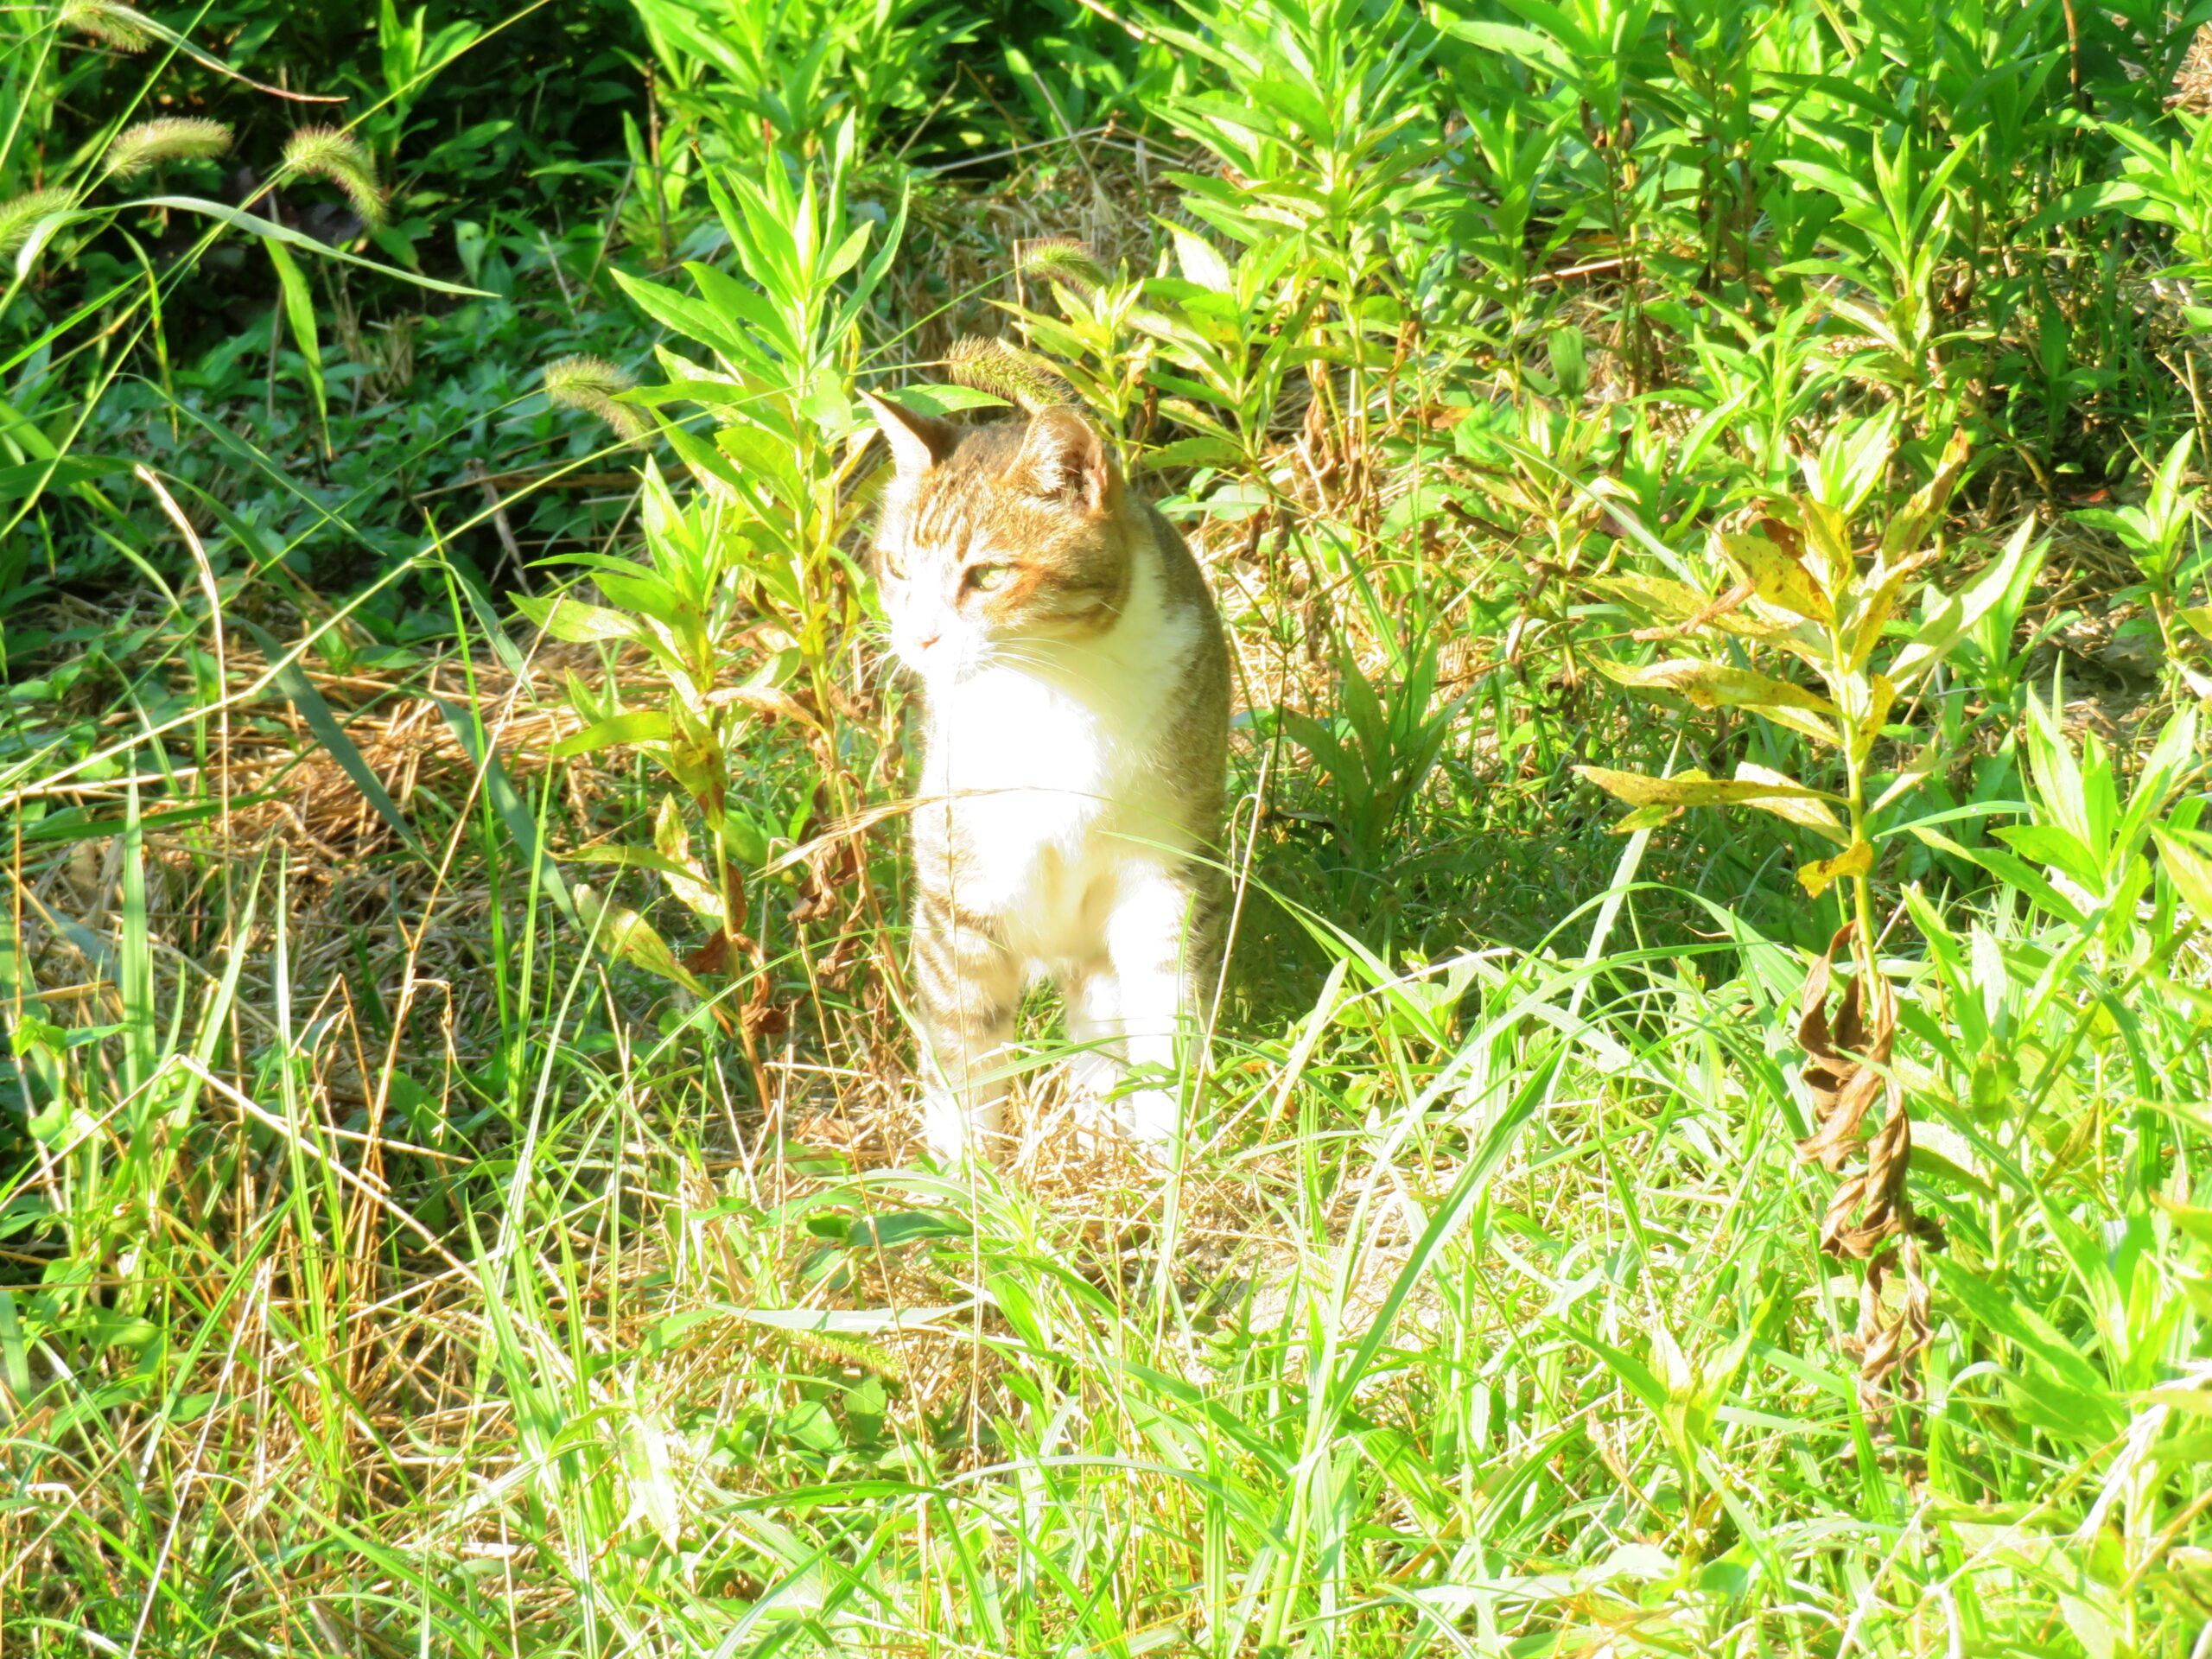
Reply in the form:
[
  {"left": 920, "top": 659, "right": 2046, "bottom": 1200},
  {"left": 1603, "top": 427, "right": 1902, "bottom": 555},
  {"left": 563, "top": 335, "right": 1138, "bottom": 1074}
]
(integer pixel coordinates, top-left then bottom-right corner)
[
  {"left": 1142, "top": 435, "right": 1243, "bottom": 470},
  {"left": 550, "top": 710, "right": 671, "bottom": 759},
  {"left": 514, "top": 592, "right": 639, "bottom": 645},
  {"left": 1434, "top": 17, "right": 1575, "bottom": 75},
  {"left": 1995, "top": 823, "right": 2103, "bottom": 891},
  {"left": 2018, "top": 181, "right": 2144, "bottom": 237},
  {"left": 2152, "top": 825, "right": 2212, "bottom": 929},
  {"left": 1773, "top": 157, "right": 1877, "bottom": 208},
  {"left": 574, "top": 883, "right": 706, "bottom": 995},
  {"left": 1887, "top": 518, "right": 2043, "bottom": 690},
  {"left": 612, "top": 267, "right": 750, "bottom": 359},
  {"left": 878, "top": 382, "right": 1007, "bottom": 416},
  {"left": 1909, "top": 825, "right": 2087, "bottom": 927},
  {"left": 1169, "top": 225, "right": 1232, "bottom": 291}
]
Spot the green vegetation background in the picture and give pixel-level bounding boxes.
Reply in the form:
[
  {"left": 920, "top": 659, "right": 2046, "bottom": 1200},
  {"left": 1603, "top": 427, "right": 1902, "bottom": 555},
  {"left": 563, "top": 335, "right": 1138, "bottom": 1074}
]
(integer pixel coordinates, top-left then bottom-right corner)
[{"left": 3, "top": 0, "right": 2212, "bottom": 1653}]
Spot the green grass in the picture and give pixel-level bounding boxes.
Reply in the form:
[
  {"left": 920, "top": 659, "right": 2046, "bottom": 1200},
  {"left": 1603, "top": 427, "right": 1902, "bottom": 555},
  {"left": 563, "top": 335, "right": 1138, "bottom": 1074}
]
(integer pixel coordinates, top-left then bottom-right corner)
[{"left": 5, "top": 620, "right": 2207, "bottom": 1653}]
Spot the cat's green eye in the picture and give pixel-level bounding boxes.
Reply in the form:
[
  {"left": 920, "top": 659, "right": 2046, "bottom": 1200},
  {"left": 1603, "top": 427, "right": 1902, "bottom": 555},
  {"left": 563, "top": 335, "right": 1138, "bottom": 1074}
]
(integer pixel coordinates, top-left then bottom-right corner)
[
  {"left": 965, "top": 563, "right": 1011, "bottom": 594},
  {"left": 881, "top": 549, "right": 907, "bottom": 580}
]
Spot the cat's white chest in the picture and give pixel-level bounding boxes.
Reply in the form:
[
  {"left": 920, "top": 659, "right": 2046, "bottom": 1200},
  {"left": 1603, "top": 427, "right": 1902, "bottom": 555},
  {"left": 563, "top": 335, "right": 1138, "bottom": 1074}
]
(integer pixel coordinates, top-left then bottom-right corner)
[
  {"left": 931, "top": 667, "right": 1115, "bottom": 814},
  {"left": 920, "top": 632, "right": 1190, "bottom": 957},
  {"left": 923, "top": 666, "right": 1125, "bottom": 932}
]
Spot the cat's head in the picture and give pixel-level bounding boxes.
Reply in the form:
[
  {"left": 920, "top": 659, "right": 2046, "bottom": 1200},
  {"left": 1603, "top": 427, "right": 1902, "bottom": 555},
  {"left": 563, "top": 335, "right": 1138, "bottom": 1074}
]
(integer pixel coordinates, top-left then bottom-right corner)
[{"left": 864, "top": 392, "right": 1133, "bottom": 681}]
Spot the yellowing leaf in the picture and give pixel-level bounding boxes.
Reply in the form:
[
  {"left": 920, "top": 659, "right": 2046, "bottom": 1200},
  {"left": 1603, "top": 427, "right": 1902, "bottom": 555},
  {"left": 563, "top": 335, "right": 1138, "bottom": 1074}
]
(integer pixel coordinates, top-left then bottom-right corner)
[
  {"left": 1793, "top": 500, "right": 1855, "bottom": 601},
  {"left": 567, "top": 844, "right": 724, "bottom": 925},
  {"left": 654, "top": 794, "right": 690, "bottom": 864},
  {"left": 1596, "top": 656, "right": 1835, "bottom": 713},
  {"left": 1798, "top": 840, "right": 1874, "bottom": 896},
  {"left": 1732, "top": 762, "right": 1849, "bottom": 843},
  {"left": 1717, "top": 531, "right": 1833, "bottom": 624},
  {"left": 1575, "top": 765, "right": 1840, "bottom": 811},
  {"left": 1847, "top": 551, "right": 1936, "bottom": 670},
  {"left": 1585, "top": 574, "right": 1711, "bottom": 623},
  {"left": 1881, "top": 429, "right": 1972, "bottom": 556},
  {"left": 1872, "top": 742, "right": 1945, "bottom": 815},
  {"left": 1850, "top": 673, "right": 1898, "bottom": 765},
  {"left": 1762, "top": 706, "right": 1843, "bottom": 747},
  {"left": 1611, "top": 804, "right": 1682, "bottom": 834}
]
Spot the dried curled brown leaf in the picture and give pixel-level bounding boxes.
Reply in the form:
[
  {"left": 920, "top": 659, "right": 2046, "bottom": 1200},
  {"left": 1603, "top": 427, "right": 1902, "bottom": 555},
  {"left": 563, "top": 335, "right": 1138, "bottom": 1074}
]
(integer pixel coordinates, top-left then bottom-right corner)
[{"left": 1794, "top": 923, "right": 1941, "bottom": 1420}]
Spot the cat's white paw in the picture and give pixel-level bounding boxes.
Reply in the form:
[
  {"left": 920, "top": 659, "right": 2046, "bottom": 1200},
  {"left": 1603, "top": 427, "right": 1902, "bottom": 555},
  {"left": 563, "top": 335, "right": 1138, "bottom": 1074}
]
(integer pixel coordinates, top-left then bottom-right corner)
[
  {"left": 1126, "top": 1085, "right": 1180, "bottom": 1157},
  {"left": 1065, "top": 1050, "right": 1125, "bottom": 1140},
  {"left": 921, "top": 1087, "right": 1002, "bottom": 1165}
]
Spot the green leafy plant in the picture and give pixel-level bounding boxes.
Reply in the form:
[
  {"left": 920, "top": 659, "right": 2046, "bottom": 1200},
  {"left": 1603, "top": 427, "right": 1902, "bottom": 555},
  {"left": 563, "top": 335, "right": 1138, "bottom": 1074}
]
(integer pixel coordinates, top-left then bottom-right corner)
[
  {"left": 523, "top": 117, "right": 906, "bottom": 1051},
  {"left": 1580, "top": 420, "right": 2042, "bottom": 1408},
  {"left": 2074, "top": 430, "right": 2209, "bottom": 679}
]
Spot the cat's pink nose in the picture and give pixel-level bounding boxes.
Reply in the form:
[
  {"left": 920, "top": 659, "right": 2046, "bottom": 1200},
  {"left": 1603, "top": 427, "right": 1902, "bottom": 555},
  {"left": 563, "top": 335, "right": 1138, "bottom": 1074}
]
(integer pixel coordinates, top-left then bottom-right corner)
[{"left": 915, "top": 630, "right": 941, "bottom": 651}]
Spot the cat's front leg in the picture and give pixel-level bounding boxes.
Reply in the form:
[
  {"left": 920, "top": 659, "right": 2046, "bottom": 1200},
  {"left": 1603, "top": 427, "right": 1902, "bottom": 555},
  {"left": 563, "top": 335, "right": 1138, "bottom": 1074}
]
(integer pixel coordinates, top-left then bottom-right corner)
[
  {"left": 912, "top": 889, "right": 1022, "bottom": 1162},
  {"left": 1059, "top": 958, "right": 1127, "bottom": 1136},
  {"left": 1103, "top": 864, "right": 1206, "bottom": 1152}
]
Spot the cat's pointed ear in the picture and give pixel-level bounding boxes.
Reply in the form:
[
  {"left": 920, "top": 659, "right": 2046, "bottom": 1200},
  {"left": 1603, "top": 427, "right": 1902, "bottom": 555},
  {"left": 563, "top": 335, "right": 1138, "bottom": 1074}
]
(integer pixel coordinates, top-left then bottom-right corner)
[
  {"left": 1009, "top": 405, "right": 1113, "bottom": 512},
  {"left": 860, "top": 388, "right": 957, "bottom": 479}
]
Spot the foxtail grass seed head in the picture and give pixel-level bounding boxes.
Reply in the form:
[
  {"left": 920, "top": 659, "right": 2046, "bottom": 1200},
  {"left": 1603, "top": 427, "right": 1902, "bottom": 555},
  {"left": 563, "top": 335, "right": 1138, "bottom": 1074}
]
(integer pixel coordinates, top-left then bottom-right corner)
[
  {"left": 946, "top": 334, "right": 1075, "bottom": 415},
  {"left": 0, "top": 188, "right": 79, "bottom": 258},
  {"left": 1017, "top": 236, "right": 1108, "bottom": 295},
  {"left": 544, "top": 354, "right": 648, "bottom": 442},
  {"left": 104, "top": 117, "right": 233, "bottom": 180},
  {"left": 281, "top": 125, "right": 386, "bottom": 228},
  {"left": 56, "top": 0, "right": 154, "bottom": 50}
]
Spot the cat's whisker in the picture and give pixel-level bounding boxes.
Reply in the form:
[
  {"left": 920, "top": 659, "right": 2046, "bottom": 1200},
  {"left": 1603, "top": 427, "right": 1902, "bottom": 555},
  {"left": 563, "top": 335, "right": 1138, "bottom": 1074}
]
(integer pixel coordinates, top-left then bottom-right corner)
[{"left": 982, "top": 642, "right": 1123, "bottom": 699}]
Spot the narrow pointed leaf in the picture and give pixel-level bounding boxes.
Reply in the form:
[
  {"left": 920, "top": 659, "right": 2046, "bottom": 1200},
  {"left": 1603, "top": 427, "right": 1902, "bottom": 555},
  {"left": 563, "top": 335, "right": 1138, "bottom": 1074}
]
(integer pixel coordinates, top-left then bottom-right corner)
[
  {"left": 435, "top": 696, "right": 575, "bottom": 924},
  {"left": 243, "top": 620, "right": 424, "bottom": 859}
]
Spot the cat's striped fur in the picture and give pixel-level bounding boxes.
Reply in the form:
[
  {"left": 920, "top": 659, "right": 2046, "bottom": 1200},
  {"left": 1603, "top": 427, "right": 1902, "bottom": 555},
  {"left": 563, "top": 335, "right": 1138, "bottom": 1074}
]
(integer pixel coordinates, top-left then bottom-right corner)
[{"left": 864, "top": 393, "right": 1231, "bottom": 1160}]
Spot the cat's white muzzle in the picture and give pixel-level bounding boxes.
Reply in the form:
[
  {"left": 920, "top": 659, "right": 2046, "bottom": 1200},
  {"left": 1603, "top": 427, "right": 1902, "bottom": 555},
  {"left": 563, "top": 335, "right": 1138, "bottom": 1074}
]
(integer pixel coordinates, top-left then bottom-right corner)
[{"left": 892, "top": 612, "right": 988, "bottom": 683}]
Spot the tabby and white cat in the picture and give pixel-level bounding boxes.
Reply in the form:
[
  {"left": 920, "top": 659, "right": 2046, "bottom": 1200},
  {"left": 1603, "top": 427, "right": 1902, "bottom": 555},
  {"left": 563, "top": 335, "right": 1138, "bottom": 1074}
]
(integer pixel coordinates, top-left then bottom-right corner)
[{"left": 864, "top": 392, "right": 1231, "bottom": 1160}]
